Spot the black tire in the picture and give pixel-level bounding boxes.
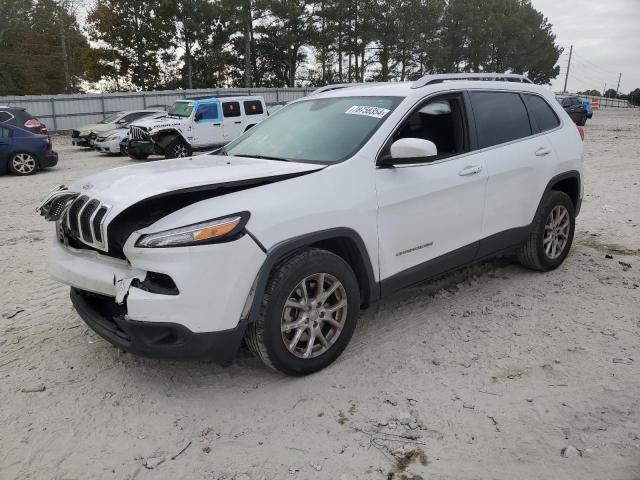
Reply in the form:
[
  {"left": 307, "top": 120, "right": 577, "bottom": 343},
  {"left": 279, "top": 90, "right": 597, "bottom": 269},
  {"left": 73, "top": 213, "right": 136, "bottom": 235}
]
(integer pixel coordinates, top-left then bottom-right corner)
[
  {"left": 165, "top": 138, "right": 192, "bottom": 159},
  {"left": 245, "top": 248, "right": 360, "bottom": 375},
  {"left": 8, "top": 152, "right": 38, "bottom": 175},
  {"left": 517, "top": 190, "right": 575, "bottom": 271}
]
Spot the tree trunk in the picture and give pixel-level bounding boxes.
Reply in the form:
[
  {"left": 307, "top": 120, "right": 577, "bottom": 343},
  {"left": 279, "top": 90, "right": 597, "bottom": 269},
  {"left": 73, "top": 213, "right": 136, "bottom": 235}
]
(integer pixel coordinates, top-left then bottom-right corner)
[
  {"left": 243, "top": 0, "right": 252, "bottom": 88},
  {"left": 185, "top": 35, "right": 193, "bottom": 89}
]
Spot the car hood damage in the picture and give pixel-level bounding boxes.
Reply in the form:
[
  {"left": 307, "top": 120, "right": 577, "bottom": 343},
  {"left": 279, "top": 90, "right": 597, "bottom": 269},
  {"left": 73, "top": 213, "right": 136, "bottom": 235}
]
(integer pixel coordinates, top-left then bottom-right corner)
[{"left": 68, "top": 155, "right": 324, "bottom": 213}]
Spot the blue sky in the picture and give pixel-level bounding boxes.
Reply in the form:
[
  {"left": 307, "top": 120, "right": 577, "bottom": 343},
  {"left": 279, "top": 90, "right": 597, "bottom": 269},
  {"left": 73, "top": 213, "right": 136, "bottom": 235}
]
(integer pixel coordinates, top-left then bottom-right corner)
[{"left": 530, "top": 0, "right": 640, "bottom": 93}]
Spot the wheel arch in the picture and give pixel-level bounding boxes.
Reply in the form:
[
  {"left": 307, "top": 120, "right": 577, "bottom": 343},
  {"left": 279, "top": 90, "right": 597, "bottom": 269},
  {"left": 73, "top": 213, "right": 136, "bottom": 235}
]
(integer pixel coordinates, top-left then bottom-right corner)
[
  {"left": 548, "top": 171, "right": 581, "bottom": 214},
  {"left": 246, "top": 228, "right": 379, "bottom": 324},
  {"left": 155, "top": 129, "right": 189, "bottom": 149}
]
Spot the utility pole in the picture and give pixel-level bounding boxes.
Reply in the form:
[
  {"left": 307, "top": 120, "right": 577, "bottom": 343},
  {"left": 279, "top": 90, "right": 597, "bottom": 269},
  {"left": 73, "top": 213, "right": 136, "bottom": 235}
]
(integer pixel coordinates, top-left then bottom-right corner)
[
  {"left": 563, "top": 45, "right": 573, "bottom": 93},
  {"left": 616, "top": 72, "right": 622, "bottom": 95}
]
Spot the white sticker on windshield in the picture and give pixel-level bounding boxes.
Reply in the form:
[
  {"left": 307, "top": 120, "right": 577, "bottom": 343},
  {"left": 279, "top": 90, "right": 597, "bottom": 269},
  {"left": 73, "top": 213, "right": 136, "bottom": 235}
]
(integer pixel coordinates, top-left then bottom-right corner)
[{"left": 345, "top": 105, "right": 390, "bottom": 119}]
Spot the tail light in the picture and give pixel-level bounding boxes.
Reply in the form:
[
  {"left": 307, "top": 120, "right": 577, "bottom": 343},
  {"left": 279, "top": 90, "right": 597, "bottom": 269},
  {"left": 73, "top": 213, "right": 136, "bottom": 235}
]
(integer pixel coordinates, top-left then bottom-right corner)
[
  {"left": 24, "top": 119, "right": 41, "bottom": 129},
  {"left": 577, "top": 126, "right": 585, "bottom": 141}
]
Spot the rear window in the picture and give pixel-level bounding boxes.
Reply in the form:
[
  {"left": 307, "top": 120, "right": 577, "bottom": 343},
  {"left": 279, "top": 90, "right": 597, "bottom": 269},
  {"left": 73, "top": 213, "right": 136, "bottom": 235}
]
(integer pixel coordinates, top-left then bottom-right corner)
[
  {"left": 470, "top": 91, "right": 532, "bottom": 148},
  {"left": 222, "top": 101, "right": 241, "bottom": 117},
  {"left": 244, "top": 100, "right": 263, "bottom": 115},
  {"left": 522, "top": 94, "right": 560, "bottom": 133}
]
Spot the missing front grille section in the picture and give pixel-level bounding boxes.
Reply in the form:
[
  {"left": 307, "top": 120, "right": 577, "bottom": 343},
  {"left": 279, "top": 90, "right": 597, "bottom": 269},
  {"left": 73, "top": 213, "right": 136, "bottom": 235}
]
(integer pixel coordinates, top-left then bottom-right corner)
[{"left": 132, "top": 272, "right": 179, "bottom": 296}]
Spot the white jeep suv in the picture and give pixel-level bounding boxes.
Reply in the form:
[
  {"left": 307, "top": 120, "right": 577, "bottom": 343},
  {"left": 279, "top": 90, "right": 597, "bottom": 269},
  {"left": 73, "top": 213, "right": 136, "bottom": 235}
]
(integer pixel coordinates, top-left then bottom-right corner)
[
  {"left": 127, "top": 96, "right": 267, "bottom": 160},
  {"left": 39, "top": 74, "right": 583, "bottom": 375}
]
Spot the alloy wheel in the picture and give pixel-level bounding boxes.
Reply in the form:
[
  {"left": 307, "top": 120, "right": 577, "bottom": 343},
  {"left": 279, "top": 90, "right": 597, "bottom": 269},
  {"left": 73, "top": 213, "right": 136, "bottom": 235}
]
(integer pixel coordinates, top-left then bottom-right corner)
[
  {"left": 281, "top": 273, "right": 348, "bottom": 359},
  {"left": 174, "top": 143, "right": 188, "bottom": 158},
  {"left": 11, "top": 153, "right": 37, "bottom": 174},
  {"left": 543, "top": 205, "right": 570, "bottom": 259}
]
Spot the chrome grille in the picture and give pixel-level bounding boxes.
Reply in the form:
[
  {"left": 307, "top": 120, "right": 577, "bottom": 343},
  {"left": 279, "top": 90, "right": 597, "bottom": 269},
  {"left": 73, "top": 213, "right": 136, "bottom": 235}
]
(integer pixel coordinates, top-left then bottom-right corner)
[
  {"left": 64, "top": 195, "right": 111, "bottom": 251},
  {"left": 128, "top": 126, "right": 148, "bottom": 140}
]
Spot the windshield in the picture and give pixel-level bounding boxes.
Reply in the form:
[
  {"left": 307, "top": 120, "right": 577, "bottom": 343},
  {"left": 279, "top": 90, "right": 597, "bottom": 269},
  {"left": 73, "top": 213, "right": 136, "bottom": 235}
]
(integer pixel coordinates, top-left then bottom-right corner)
[
  {"left": 225, "top": 96, "right": 403, "bottom": 163},
  {"left": 168, "top": 102, "right": 194, "bottom": 117},
  {"left": 99, "top": 112, "right": 121, "bottom": 124}
]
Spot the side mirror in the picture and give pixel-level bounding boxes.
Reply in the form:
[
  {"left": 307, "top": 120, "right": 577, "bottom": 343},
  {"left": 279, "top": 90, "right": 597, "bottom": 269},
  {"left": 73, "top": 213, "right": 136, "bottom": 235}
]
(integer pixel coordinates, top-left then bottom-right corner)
[
  {"left": 381, "top": 138, "right": 438, "bottom": 166},
  {"left": 116, "top": 119, "right": 127, "bottom": 126},
  {"left": 194, "top": 112, "right": 203, "bottom": 122}
]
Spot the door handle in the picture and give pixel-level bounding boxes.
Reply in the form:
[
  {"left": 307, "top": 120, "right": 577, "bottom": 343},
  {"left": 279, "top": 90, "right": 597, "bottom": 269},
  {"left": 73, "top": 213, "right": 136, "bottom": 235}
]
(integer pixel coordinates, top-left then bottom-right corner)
[
  {"left": 458, "top": 165, "right": 482, "bottom": 176},
  {"left": 213, "top": 123, "right": 221, "bottom": 126},
  {"left": 234, "top": 121, "right": 242, "bottom": 125},
  {"left": 535, "top": 147, "right": 552, "bottom": 156}
]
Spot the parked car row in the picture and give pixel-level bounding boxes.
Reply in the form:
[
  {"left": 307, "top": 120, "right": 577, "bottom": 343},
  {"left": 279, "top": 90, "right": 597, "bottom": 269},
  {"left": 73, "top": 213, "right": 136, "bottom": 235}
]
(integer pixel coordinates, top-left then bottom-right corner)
[{"left": 72, "top": 109, "right": 165, "bottom": 149}]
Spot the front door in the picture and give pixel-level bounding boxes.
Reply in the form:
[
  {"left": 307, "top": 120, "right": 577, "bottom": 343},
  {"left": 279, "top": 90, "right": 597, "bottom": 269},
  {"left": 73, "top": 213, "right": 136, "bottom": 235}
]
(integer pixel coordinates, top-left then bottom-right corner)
[
  {"left": 375, "top": 93, "right": 487, "bottom": 293},
  {"left": 192, "top": 100, "right": 223, "bottom": 148}
]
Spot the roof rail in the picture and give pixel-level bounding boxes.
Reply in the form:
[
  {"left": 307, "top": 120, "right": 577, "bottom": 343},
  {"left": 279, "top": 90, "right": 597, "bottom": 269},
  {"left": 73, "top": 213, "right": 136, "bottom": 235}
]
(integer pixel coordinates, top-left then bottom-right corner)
[
  {"left": 185, "top": 94, "right": 259, "bottom": 100},
  {"left": 411, "top": 73, "right": 533, "bottom": 89},
  {"left": 310, "top": 82, "right": 386, "bottom": 96}
]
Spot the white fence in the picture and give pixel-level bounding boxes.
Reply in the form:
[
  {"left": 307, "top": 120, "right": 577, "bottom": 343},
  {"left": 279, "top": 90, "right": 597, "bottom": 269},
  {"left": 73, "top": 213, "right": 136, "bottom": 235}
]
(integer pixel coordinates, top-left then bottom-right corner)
[{"left": 0, "top": 87, "right": 315, "bottom": 132}]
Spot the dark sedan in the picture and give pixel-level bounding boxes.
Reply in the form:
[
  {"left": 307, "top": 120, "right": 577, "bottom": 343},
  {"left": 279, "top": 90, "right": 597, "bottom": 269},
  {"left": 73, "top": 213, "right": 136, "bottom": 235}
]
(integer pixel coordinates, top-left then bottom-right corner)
[
  {"left": 0, "top": 106, "right": 48, "bottom": 135},
  {"left": 0, "top": 123, "right": 58, "bottom": 176},
  {"left": 556, "top": 95, "right": 588, "bottom": 126}
]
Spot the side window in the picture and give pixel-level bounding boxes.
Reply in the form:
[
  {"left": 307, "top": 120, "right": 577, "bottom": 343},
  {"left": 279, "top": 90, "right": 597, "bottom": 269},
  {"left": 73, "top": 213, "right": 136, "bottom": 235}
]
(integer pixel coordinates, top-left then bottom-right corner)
[
  {"left": 391, "top": 95, "right": 468, "bottom": 160},
  {"left": 196, "top": 103, "right": 219, "bottom": 120},
  {"left": 522, "top": 94, "right": 560, "bottom": 133},
  {"left": 0, "top": 127, "right": 9, "bottom": 137},
  {"left": 222, "top": 101, "right": 241, "bottom": 118},
  {"left": 470, "top": 91, "right": 532, "bottom": 148},
  {"left": 0, "top": 111, "right": 12, "bottom": 123},
  {"left": 244, "top": 100, "right": 264, "bottom": 115}
]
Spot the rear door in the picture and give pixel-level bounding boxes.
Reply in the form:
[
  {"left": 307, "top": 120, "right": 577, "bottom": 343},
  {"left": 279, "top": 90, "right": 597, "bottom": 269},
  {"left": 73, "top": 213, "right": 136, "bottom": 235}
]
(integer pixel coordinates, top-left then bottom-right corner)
[
  {"left": 470, "top": 91, "right": 556, "bottom": 242},
  {"left": 242, "top": 99, "right": 266, "bottom": 129},
  {"left": 221, "top": 101, "right": 244, "bottom": 140},
  {"left": 0, "top": 126, "right": 13, "bottom": 173},
  {"left": 375, "top": 92, "right": 487, "bottom": 290}
]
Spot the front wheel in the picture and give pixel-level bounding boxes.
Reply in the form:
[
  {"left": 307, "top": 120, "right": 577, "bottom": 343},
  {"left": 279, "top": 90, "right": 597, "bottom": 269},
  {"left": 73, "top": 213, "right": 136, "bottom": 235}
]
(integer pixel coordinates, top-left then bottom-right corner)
[
  {"left": 245, "top": 249, "right": 360, "bottom": 375},
  {"left": 517, "top": 191, "right": 575, "bottom": 271},
  {"left": 9, "top": 152, "right": 38, "bottom": 175},
  {"left": 165, "top": 139, "right": 192, "bottom": 159}
]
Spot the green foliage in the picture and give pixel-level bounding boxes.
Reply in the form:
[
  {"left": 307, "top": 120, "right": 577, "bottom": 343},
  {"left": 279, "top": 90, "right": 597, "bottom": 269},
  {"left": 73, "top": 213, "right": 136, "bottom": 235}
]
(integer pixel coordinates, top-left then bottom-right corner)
[
  {"left": 5, "top": 0, "right": 623, "bottom": 94},
  {"left": 0, "top": 0, "right": 91, "bottom": 95}
]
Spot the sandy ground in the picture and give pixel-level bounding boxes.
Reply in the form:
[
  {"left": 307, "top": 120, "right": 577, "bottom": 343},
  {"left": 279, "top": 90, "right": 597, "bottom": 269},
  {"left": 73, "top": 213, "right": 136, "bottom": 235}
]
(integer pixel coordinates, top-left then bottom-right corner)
[{"left": 1, "top": 109, "right": 639, "bottom": 480}]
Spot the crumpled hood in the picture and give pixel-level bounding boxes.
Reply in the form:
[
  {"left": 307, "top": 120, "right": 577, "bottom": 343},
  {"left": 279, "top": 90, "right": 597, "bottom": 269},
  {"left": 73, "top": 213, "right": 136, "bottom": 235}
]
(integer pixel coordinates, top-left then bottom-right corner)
[
  {"left": 78, "top": 123, "right": 113, "bottom": 136},
  {"left": 130, "top": 115, "right": 181, "bottom": 131},
  {"left": 68, "top": 154, "right": 324, "bottom": 219}
]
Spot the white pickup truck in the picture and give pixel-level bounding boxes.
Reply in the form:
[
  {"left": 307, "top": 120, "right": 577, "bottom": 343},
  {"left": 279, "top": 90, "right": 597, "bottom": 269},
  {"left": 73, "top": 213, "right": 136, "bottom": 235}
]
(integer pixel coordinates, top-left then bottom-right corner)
[{"left": 126, "top": 95, "right": 267, "bottom": 159}]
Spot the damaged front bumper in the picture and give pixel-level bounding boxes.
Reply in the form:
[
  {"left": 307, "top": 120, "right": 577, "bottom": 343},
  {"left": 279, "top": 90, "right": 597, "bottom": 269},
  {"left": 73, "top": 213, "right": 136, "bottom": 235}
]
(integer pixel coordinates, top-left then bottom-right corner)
[
  {"left": 70, "top": 288, "right": 246, "bottom": 363},
  {"left": 49, "top": 233, "right": 266, "bottom": 362}
]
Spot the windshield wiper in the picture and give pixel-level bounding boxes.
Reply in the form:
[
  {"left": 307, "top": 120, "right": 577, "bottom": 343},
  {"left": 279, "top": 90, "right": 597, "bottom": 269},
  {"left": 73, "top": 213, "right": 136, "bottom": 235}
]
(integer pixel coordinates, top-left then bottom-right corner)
[{"left": 234, "top": 154, "right": 290, "bottom": 162}]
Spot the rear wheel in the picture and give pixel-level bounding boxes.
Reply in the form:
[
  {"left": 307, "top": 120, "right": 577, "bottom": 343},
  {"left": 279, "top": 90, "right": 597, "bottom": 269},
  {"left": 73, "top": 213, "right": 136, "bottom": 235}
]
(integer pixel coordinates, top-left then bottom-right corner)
[
  {"left": 165, "top": 139, "right": 192, "bottom": 159},
  {"left": 517, "top": 191, "right": 575, "bottom": 271},
  {"left": 245, "top": 249, "right": 360, "bottom": 375},
  {"left": 8, "top": 152, "right": 38, "bottom": 175}
]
